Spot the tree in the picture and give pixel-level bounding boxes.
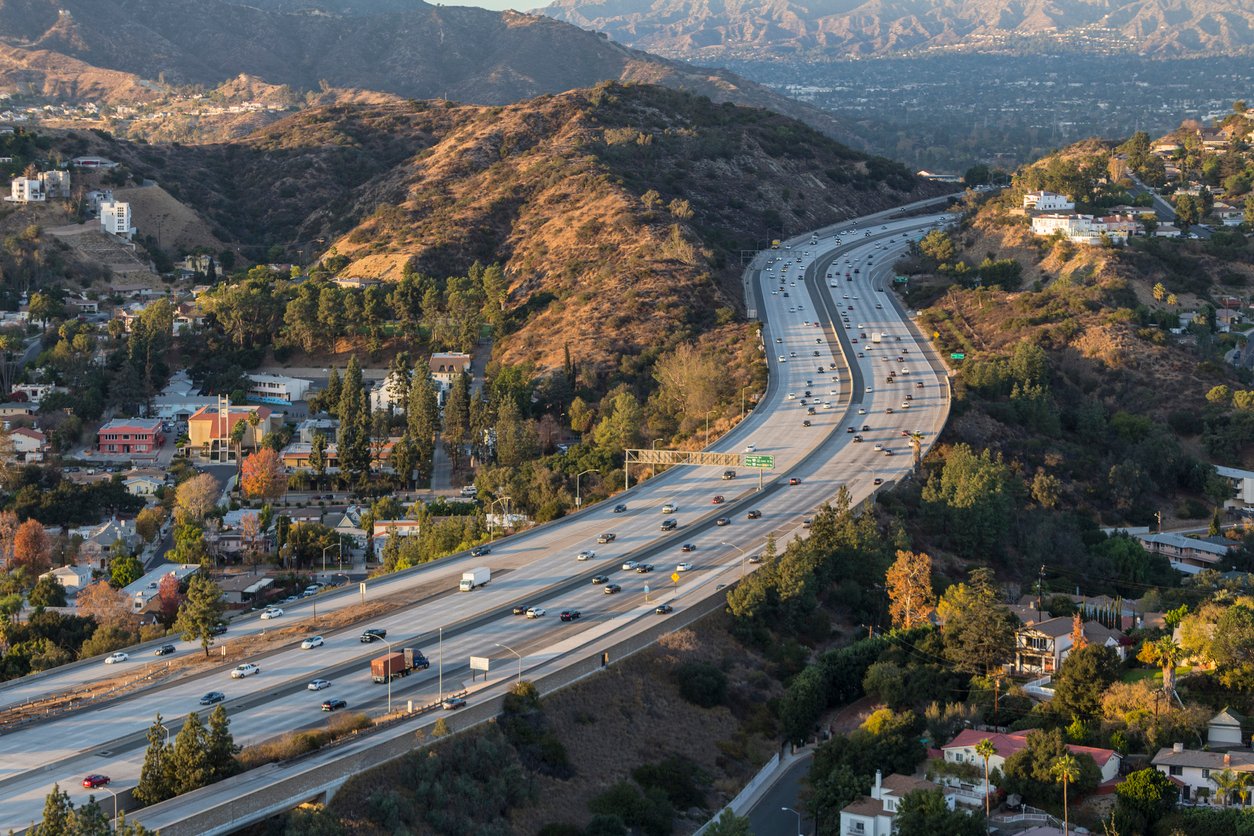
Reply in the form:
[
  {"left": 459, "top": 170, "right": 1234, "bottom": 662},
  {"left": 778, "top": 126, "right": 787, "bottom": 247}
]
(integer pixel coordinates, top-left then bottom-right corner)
[
  {"left": 886, "top": 550, "right": 936, "bottom": 630},
  {"left": 703, "top": 809, "right": 750, "bottom": 836},
  {"left": 1053, "top": 644, "right": 1120, "bottom": 722},
  {"left": 1245, "top": 193, "right": 1254, "bottom": 228},
  {"left": 1212, "top": 767, "right": 1243, "bottom": 807},
  {"left": 157, "top": 572, "right": 182, "bottom": 625},
  {"left": 1174, "top": 193, "right": 1200, "bottom": 229},
  {"left": 72, "top": 797, "right": 112, "bottom": 836},
  {"left": 110, "top": 551, "right": 143, "bottom": 588},
  {"left": 12, "top": 517, "right": 51, "bottom": 573},
  {"left": 1137, "top": 636, "right": 1185, "bottom": 694},
  {"left": 336, "top": 356, "right": 370, "bottom": 484},
  {"left": 975, "top": 738, "right": 998, "bottom": 820},
  {"left": 1051, "top": 754, "right": 1081, "bottom": 835},
  {"left": 28, "top": 573, "right": 66, "bottom": 608},
  {"left": 1207, "top": 384, "right": 1233, "bottom": 405},
  {"left": 135, "top": 506, "right": 166, "bottom": 543},
  {"left": 441, "top": 371, "right": 471, "bottom": 468},
  {"left": 240, "top": 448, "right": 286, "bottom": 501},
  {"left": 1208, "top": 603, "right": 1254, "bottom": 689},
  {"left": 895, "top": 788, "right": 986, "bottom": 836},
  {"left": 168, "top": 711, "right": 213, "bottom": 794},
  {"left": 134, "top": 715, "right": 174, "bottom": 805},
  {"left": 206, "top": 703, "right": 240, "bottom": 780},
  {"left": 173, "top": 573, "right": 226, "bottom": 656},
  {"left": 176, "top": 473, "right": 219, "bottom": 522},
  {"left": 32, "top": 783, "right": 75, "bottom": 836},
  {"left": 938, "top": 567, "right": 1014, "bottom": 675},
  {"left": 919, "top": 230, "right": 956, "bottom": 262},
  {"left": 308, "top": 431, "right": 328, "bottom": 488},
  {"left": 1114, "top": 768, "right": 1176, "bottom": 832},
  {"left": 76, "top": 580, "right": 131, "bottom": 629},
  {"left": 1152, "top": 282, "right": 1167, "bottom": 302},
  {"left": 592, "top": 391, "right": 643, "bottom": 453},
  {"left": 407, "top": 369, "right": 440, "bottom": 480}
]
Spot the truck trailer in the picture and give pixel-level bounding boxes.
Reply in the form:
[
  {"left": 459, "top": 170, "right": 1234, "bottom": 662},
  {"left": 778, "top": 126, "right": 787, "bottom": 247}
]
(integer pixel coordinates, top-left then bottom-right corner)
[{"left": 370, "top": 648, "right": 430, "bottom": 683}]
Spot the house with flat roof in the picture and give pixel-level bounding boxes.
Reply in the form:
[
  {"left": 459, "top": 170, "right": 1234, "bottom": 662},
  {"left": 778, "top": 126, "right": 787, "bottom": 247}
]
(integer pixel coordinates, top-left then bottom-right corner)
[
  {"left": 1135, "top": 531, "right": 1236, "bottom": 574},
  {"left": 95, "top": 418, "right": 163, "bottom": 456},
  {"left": 1216, "top": 465, "right": 1254, "bottom": 508},
  {"left": 1023, "top": 191, "right": 1075, "bottom": 212},
  {"left": 246, "top": 373, "right": 311, "bottom": 405}
]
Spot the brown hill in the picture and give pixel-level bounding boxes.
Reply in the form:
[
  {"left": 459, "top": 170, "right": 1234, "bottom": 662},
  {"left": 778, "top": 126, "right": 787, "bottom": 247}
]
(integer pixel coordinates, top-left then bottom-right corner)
[
  {"left": 99, "top": 83, "right": 945, "bottom": 375},
  {"left": 0, "top": 0, "right": 857, "bottom": 144}
]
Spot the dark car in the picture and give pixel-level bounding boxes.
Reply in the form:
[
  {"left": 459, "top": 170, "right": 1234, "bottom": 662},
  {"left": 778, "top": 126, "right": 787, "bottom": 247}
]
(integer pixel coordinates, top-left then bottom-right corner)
[
  {"left": 746, "top": 509, "right": 762, "bottom": 519},
  {"left": 591, "top": 575, "right": 609, "bottom": 584},
  {"left": 636, "top": 564, "right": 655, "bottom": 573},
  {"left": 199, "top": 691, "right": 226, "bottom": 706},
  {"left": 802, "top": 420, "right": 812, "bottom": 427},
  {"left": 715, "top": 517, "right": 730, "bottom": 526},
  {"left": 560, "top": 610, "right": 582, "bottom": 622},
  {"left": 82, "top": 774, "right": 111, "bottom": 789},
  {"left": 613, "top": 504, "right": 628, "bottom": 513},
  {"left": 470, "top": 546, "right": 491, "bottom": 557},
  {"left": 873, "top": 477, "right": 884, "bottom": 485},
  {"left": 681, "top": 543, "right": 697, "bottom": 552},
  {"left": 655, "top": 604, "right": 674, "bottom": 615},
  {"left": 321, "top": 699, "right": 348, "bottom": 712},
  {"left": 604, "top": 584, "right": 622, "bottom": 594},
  {"left": 660, "top": 519, "right": 677, "bottom": 531},
  {"left": 711, "top": 495, "right": 725, "bottom": 504},
  {"left": 862, "top": 424, "right": 870, "bottom": 431},
  {"left": 154, "top": 644, "right": 176, "bottom": 656},
  {"left": 847, "top": 426, "right": 855, "bottom": 433},
  {"left": 360, "top": 628, "right": 387, "bottom": 642},
  {"left": 789, "top": 477, "right": 801, "bottom": 485},
  {"left": 512, "top": 605, "right": 529, "bottom": 615}
]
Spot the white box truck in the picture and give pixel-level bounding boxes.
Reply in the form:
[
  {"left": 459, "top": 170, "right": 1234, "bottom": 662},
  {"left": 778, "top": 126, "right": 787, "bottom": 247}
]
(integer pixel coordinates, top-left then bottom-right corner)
[
  {"left": 459, "top": 567, "right": 490, "bottom": 591},
  {"left": 871, "top": 333, "right": 883, "bottom": 344}
]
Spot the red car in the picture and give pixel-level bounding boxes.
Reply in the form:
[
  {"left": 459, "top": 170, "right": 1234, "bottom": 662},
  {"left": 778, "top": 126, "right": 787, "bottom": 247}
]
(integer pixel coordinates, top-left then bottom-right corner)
[
  {"left": 789, "top": 477, "right": 801, "bottom": 485},
  {"left": 82, "top": 775, "right": 110, "bottom": 789},
  {"left": 711, "top": 495, "right": 725, "bottom": 504}
]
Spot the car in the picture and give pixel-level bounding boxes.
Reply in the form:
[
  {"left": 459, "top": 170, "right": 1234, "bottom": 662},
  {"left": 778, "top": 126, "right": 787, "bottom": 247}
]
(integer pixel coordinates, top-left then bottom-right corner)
[
  {"left": 231, "top": 663, "right": 261, "bottom": 678},
  {"left": 442, "top": 696, "right": 468, "bottom": 710},
  {"left": 591, "top": 575, "right": 609, "bottom": 584},
  {"left": 874, "top": 443, "right": 883, "bottom": 451},
  {"left": 210, "top": 623, "right": 230, "bottom": 637},
  {"left": 722, "top": 469, "right": 737, "bottom": 480},
  {"left": 862, "top": 424, "right": 871, "bottom": 431},
  {"left": 916, "top": 381, "right": 925, "bottom": 389},
  {"left": 807, "top": 407, "right": 816, "bottom": 415},
  {"left": 865, "top": 386, "right": 873, "bottom": 393},
  {"left": 597, "top": 532, "right": 616, "bottom": 543},
  {"left": 360, "top": 628, "right": 387, "bottom": 642},
  {"left": 802, "top": 420, "right": 812, "bottom": 427},
  {"left": 576, "top": 550, "right": 597, "bottom": 561},
  {"left": 621, "top": 560, "right": 639, "bottom": 571},
  {"left": 886, "top": 408, "right": 894, "bottom": 414},
  {"left": 681, "top": 543, "right": 697, "bottom": 552},
  {"left": 199, "top": 691, "right": 226, "bottom": 705},
  {"left": 613, "top": 503, "right": 628, "bottom": 513},
  {"left": 901, "top": 402, "right": 911, "bottom": 409},
  {"left": 873, "top": 477, "right": 884, "bottom": 485},
  {"left": 512, "top": 605, "right": 529, "bottom": 615},
  {"left": 775, "top": 337, "right": 782, "bottom": 343},
  {"left": 748, "top": 554, "right": 764, "bottom": 564},
  {"left": 747, "top": 509, "right": 762, "bottom": 519},
  {"left": 715, "top": 516, "right": 731, "bottom": 526},
  {"left": 308, "top": 679, "right": 332, "bottom": 691},
  {"left": 104, "top": 651, "right": 128, "bottom": 664},
  {"left": 858, "top": 408, "right": 866, "bottom": 415},
  {"left": 82, "top": 775, "right": 110, "bottom": 789},
  {"left": 847, "top": 426, "right": 855, "bottom": 433},
  {"left": 853, "top": 435, "right": 863, "bottom": 442},
  {"left": 655, "top": 604, "right": 674, "bottom": 615},
  {"left": 660, "top": 519, "right": 677, "bottom": 531},
  {"left": 790, "top": 351, "right": 797, "bottom": 358},
  {"left": 661, "top": 503, "right": 677, "bottom": 514},
  {"left": 470, "top": 546, "right": 491, "bottom": 557},
  {"left": 604, "top": 584, "right": 622, "bottom": 594},
  {"left": 857, "top": 352, "right": 864, "bottom": 358},
  {"left": 526, "top": 607, "right": 546, "bottom": 618},
  {"left": 636, "top": 564, "right": 655, "bottom": 574},
  {"left": 560, "top": 610, "right": 582, "bottom": 622},
  {"left": 677, "top": 562, "right": 693, "bottom": 572},
  {"left": 282, "top": 595, "right": 299, "bottom": 605},
  {"left": 778, "top": 355, "right": 786, "bottom": 362},
  {"left": 789, "top": 477, "right": 801, "bottom": 485},
  {"left": 301, "top": 635, "right": 325, "bottom": 649},
  {"left": 260, "top": 607, "right": 283, "bottom": 620},
  {"left": 321, "top": 699, "right": 348, "bottom": 712},
  {"left": 154, "top": 644, "right": 176, "bottom": 656},
  {"left": 711, "top": 495, "right": 724, "bottom": 504},
  {"left": 884, "top": 449, "right": 894, "bottom": 456},
  {"left": 803, "top": 518, "right": 814, "bottom": 528}
]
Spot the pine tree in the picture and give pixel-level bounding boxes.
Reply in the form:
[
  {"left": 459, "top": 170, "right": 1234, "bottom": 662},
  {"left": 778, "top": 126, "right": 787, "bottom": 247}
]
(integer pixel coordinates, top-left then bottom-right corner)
[
  {"left": 134, "top": 717, "right": 175, "bottom": 805},
  {"left": 206, "top": 704, "right": 241, "bottom": 780},
  {"left": 33, "top": 784, "right": 74, "bottom": 835},
  {"left": 173, "top": 574, "right": 227, "bottom": 656},
  {"left": 886, "top": 550, "right": 937, "bottom": 630},
  {"left": 309, "top": 431, "right": 328, "bottom": 488},
  {"left": 337, "top": 356, "right": 371, "bottom": 485},
  {"left": 442, "top": 371, "right": 471, "bottom": 468},
  {"left": 73, "top": 797, "right": 111, "bottom": 836},
  {"left": 322, "top": 367, "right": 341, "bottom": 417},
  {"left": 169, "top": 711, "right": 213, "bottom": 794},
  {"left": 407, "top": 368, "right": 440, "bottom": 480}
]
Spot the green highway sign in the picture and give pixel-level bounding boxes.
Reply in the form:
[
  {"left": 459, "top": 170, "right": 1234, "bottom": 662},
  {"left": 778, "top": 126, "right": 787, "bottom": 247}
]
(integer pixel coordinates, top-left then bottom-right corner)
[
  {"left": 743, "top": 455, "right": 775, "bottom": 469},
  {"left": 950, "top": 353, "right": 966, "bottom": 361}
]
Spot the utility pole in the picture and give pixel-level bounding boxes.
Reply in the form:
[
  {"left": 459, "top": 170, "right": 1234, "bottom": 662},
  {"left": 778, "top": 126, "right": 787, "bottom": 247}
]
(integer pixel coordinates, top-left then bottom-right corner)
[{"left": 1037, "top": 564, "right": 1045, "bottom": 615}]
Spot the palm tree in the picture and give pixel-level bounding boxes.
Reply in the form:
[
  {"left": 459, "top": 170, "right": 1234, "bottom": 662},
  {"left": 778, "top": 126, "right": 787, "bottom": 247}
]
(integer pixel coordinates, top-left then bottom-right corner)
[
  {"left": 1137, "top": 636, "right": 1185, "bottom": 695},
  {"left": 1212, "top": 768, "right": 1242, "bottom": 808},
  {"left": 974, "top": 738, "right": 998, "bottom": 820},
  {"left": 1239, "top": 772, "right": 1253, "bottom": 809},
  {"left": 908, "top": 431, "right": 925, "bottom": 473},
  {"left": 1051, "top": 754, "right": 1081, "bottom": 835}
]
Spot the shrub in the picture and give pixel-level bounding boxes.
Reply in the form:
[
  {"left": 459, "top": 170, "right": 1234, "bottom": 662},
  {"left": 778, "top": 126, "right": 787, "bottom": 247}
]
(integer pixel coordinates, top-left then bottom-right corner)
[
  {"left": 632, "top": 756, "right": 706, "bottom": 810},
  {"left": 675, "top": 661, "right": 727, "bottom": 707}
]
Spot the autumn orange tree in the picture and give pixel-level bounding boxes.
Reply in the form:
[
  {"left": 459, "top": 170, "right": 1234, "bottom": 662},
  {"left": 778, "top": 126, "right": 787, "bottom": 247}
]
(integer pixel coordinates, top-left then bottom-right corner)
[
  {"left": 77, "top": 581, "right": 132, "bottom": 628},
  {"left": 886, "top": 549, "right": 936, "bottom": 630},
  {"left": 240, "top": 448, "right": 286, "bottom": 501},
  {"left": 12, "top": 518, "right": 51, "bottom": 574}
]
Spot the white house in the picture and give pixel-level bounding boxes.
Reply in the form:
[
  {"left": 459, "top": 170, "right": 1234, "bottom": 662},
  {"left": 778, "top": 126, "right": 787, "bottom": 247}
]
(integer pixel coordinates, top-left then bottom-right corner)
[
  {"left": 1013, "top": 616, "right": 1126, "bottom": 675},
  {"left": 1216, "top": 465, "right": 1254, "bottom": 508},
  {"left": 370, "top": 370, "right": 410, "bottom": 413},
  {"left": 71, "top": 156, "right": 118, "bottom": 169},
  {"left": 296, "top": 417, "right": 338, "bottom": 444},
  {"left": 1153, "top": 743, "right": 1254, "bottom": 804},
  {"left": 1023, "top": 191, "right": 1075, "bottom": 212},
  {"left": 246, "top": 373, "right": 311, "bottom": 405},
  {"left": 123, "top": 469, "right": 166, "bottom": 498},
  {"left": 372, "top": 519, "right": 421, "bottom": 557},
  {"left": 100, "top": 200, "right": 135, "bottom": 239},
  {"left": 41, "top": 564, "right": 94, "bottom": 595},
  {"left": 326, "top": 506, "right": 368, "bottom": 557},
  {"left": 840, "top": 772, "right": 950, "bottom": 836},
  {"left": 7, "top": 426, "right": 47, "bottom": 462},
  {"left": 1030, "top": 212, "right": 1139, "bottom": 245},
  {"left": 7, "top": 177, "right": 43, "bottom": 203},
  {"left": 943, "top": 730, "right": 1122, "bottom": 789},
  {"left": 429, "top": 353, "right": 472, "bottom": 389},
  {"left": 38, "top": 169, "right": 70, "bottom": 198},
  {"left": 1207, "top": 708, "right": 1246, "bottom": 748}
]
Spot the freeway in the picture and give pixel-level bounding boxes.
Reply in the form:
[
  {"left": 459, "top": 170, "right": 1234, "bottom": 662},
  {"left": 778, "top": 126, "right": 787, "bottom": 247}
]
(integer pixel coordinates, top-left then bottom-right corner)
[{"left": 1, "top": 208, "right": 954, "bottom": 833}]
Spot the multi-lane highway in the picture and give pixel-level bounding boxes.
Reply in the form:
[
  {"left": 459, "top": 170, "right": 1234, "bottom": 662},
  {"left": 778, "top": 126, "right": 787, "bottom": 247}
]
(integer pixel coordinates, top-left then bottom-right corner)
[{"left": 0, "top": 204, "right": 955, "bottom": 832}]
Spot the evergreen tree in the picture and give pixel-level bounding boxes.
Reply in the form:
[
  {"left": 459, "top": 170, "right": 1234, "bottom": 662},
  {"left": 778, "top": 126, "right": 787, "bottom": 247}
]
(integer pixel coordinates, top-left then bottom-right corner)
[
  {"left": 407, "top": 368, "right": 440, "bottom": 480},
  {"left": 390, "top": 433, "right": 417, "bottom": 490},
  {"left": 206, "top": 704, "right": 241, "bottom": 780},
  {"left": 337, "top": 356, "right": 371, "bottom": 485},
  {"left": 32, "top": 784, "right": 74, "bottom": 835},
  {"left": 173, "top": 574, "right": 226, "bottom": 656},
  {"left": 73, "top": 797, "right": 111, "bottom": 836},
  {"left": 322, "top": 367, "right": 341, "bottom": 417},
  {"left": 134, "top": 716, "right": 175, "bottom": 805},
  {"left": 442, "top": 371, "right": 471, "bottom": 468},
  {"left": 169, "top": 711, "right": 214, "bottom": 794},
  {"left": 468, "top": 389, "right": 492, "bottom": 463},
  {"left": 309, "top": 431, "right": 328, "bottom": 488}
]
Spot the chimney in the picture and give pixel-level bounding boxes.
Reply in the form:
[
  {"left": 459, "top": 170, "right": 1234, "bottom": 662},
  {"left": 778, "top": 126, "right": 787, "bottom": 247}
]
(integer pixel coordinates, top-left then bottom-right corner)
[
  {"left": 873, "top": 769, "right": 883, "bottom": 799},
  {"left": 1173, "top": 742, "right": 1184, "bottom": 753},
  {"left": 1225, "top": 753, "right": 1232, "bottom": 766}
]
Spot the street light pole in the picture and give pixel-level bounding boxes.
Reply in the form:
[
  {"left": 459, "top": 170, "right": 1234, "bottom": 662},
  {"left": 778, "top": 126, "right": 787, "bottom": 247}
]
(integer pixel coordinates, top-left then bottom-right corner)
[
  {"left": 705, "top": 409, "right": 713, "bottom": 441},
  {"left": 721, "top": 541, "right": 747, "bottom": 578},
  {"left": 782, "top": 806, "right": 802, "bottom": 836},
  {"left": 377, "top": 636, "right": 396, "bottom": 715},
  {"left": 438, "top": 626, "right": 443, "bottom": 701},
  {"left": 99, "top": 786, "right": 119, "bottom": 831},
  {"left": 575, "top": 468, "right": 595, "bottom": 509},
  {"left": 158, "top": 723, "right": 171, "bottom": 747},
  {"left": 741, "top": 385, "right": 750, "bottom": 419},
  {"left": 496, "top": 642, "right": 522, "bottom": 687}
]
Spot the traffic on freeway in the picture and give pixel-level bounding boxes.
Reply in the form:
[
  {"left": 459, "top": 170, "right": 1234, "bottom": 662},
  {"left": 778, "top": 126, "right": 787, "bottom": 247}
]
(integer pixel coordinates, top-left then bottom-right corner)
[{"left": 0, "top": 207, "right": 955, "bottom": 832}]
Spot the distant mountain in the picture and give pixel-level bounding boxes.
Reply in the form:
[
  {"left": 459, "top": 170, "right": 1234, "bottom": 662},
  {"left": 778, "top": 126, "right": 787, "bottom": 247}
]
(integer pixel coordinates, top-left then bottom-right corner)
[
  {"left": 0, "top": 0, "right": 856, "bottom": 142},
  {"left": 541, "top": 0, "right": 1254, "bottom": 59}
]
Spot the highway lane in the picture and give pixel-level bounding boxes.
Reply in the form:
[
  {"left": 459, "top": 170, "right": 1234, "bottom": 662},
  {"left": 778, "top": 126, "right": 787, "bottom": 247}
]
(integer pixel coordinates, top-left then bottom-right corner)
[{"left": 1, "top": 210, "right": 955, "bottom": 831}]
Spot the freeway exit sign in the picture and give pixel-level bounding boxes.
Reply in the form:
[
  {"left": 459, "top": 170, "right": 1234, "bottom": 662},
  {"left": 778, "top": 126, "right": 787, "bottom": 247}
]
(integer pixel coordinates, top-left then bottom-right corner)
[{"left": 743, "top": 455, "right": 775, "bottom": 469}]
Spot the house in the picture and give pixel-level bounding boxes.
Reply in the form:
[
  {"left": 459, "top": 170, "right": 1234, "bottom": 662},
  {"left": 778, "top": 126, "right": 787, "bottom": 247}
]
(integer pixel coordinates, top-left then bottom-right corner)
[
  {"left": 217, "top": 572, "right": 274, "bottom": 606},
  {"left": 38, "top": 169, "right": 70, "bottom": 198},
  {"left": 74, "top": 518, "right": 141, "bottom": 570},
  {"left": 41, "top": 564, "right": 94, "bottom": 595},
  {"left": 295, "top": 418, "right": 338, "bottom": 444},
  {"left": 840, "top": 771, "right": 952, "bottom": 836},
  {"left": 1216, "top": 308, "right": 1242, "bottom": 332},
  {"left": 11, "top": 383, "right": 63, "bottom": 404},
  {"left": 123, "top": 469, "right": 166, "bottom": 498},
  {"left": 429, "top": 353, "right": 473, "bottom": 389},
  {"left": 71, "top": 156, "right": 118, "bottom": 169},
  {"left": 369, "top": 370, "right": 410, "bottom": 413},
  {"left": 1208, "top": 708, "right": 1246, "bottom": 749},
  {"left": 95, "top": 418, "right": 163, "bottom": 456},
  {"left": 1135, "top": 531, "right": 1236, "bottom": 574},
  {"left": 7, "top": 176, "right": 43, "bottom": 203},
  {"left": 1023, "top": 191, "right": 1075, "bottom": 212},
  {"left": 326, "top": 506, "right": 368, "bottom": 556},
  {"left": 331, "top": 276, "right": 380, "bottom": 289},
  {"left": 7, "top": 426, "right": 47, "bottom": 462},
  {"left": 122, "top": 563, "right": 199, "bottom": 613},
  {"left": 1030, "top": 212, "right": 1139, "bottom": 245},
  {"left": 1152, "top": 743, "right": 1254, "bottom": 803},
  {"left": 173, "top": 302, "right": 204, "bottom": 334},
  {"left": 85, "top": 189, "right": 113, "bottom": 213},
  {"left": 944, "top": 730, "right": 1122, "bottom": 787},
  {"left": 1013, "top": 616, "right": 1126, "bottom": 674},
  {"left": 187, "top": 404, "right": 273, "bottom": 460},
  {"left": 100, "top": 200, "right": 135, "bottom": 239},
  {"left": 372, "top": 519, "right": 421, "bottom": 556},
  {"left": 280, "top": 441, "right": 337, "bottom": 471},
  {"left": 246, "top": 373, "right": 311, "bottom": 405}
]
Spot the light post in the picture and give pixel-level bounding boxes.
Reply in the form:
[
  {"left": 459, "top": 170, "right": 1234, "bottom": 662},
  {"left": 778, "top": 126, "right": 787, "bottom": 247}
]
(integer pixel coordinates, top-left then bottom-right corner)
[
  {"left": 782, "top": 806, "right": 802, "bottom": 836},
  {"left": 721, "top": 541, "right": 747, "bottom": 578},
  {"left": 704, "top": 409, "right": 713, "bottom": 441},
  {"left": 496, "top": 642, "right": 522, "bottom": 687},
  {"left": 375, "top": 636, "right": 396, "bottom": 715},
  {"left": 575, "top": 469, "right": 595, "bottom": 509},
  {"left": 321, "top": 542, "right": 341, "bottom": 575},
  {"left": 438, "top": 626, "right": 443, "bottom": 701},
  {"left": 158, "top": 723, "right": 171, "bottom": 747},
  {"left": 741, "top": 385, "right": 750, "bottom": 419},
  {"left": 99, "top": 785, "right": 119, "bottom": 830},
  {"left": 488, "top": 496, "right": 511, "bottom": 540}
]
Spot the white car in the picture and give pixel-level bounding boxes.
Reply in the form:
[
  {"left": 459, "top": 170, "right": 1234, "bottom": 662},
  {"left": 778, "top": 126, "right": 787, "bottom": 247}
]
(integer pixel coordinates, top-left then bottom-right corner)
[
  {"left": 308, "top": 679, "right": 331, "bottom": 691},
  {"left": 260, "top": 607, "right": 283, "bottom": 620},
  {"left": 576, "top": 550, "right": 596, "bottom": 561},
  {"left": 778, "top": 355, "right": 786, "bottom": 362},
  {"left": 744, "top": 443, "right": 756, "bottom": 452},
  {"left": 301, "top": 636, "right": 324, "bottom": 649},
  {"left": 787, "top": 393, "right": 796, "bottom": 400},
  {"left": 231, "top": 663, "right": 261, "bottom": 679},
  {"left": 677, "top": 562, "right": 693, "bottom": 572},
  {"left": 526, "top": 607, "right": 546, "bottom": 619},
  {"left": 661, "top": 503, "right": 677, "bottom": 514},
  {"left": 622, "top": 560, "right": 639, "bottom": 571},
  {"left": 865, "top": 387, "right": 873, "bottom": 393},
  {"left": 104, "top": 652, "right": 128, "bottom": 664}
]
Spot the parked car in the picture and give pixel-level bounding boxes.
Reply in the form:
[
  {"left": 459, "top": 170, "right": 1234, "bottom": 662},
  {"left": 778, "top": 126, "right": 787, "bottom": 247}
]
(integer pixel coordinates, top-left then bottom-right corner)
[
  {"left": 199, "top": 691, "right": 226, "bottom": 705},
  {"left": 104, "top": 652, "right": 128, "bottom": 664},
  {"left": 153, "top": 644, "right": 176, "bottom": 657},
  {"left": 321, "top": 699, "right": 348, "bottom": 712},
  {"left": 360, "top": 628, "right": 387, "bottom": 642},
  {"left": 301, "top": 636, "right": 324, "bottom": 649},
  {"left": 82, "top": 775, "right": 111, "bottom": 789},
  {"left": 308, "top": 679, "right": 331, "bottom": 691},
  {"left": 230, "top": 663, "right": 261, "bottom": 679},
  {"left": 560, "top": 610, "right": 582, "bottom": 622}
]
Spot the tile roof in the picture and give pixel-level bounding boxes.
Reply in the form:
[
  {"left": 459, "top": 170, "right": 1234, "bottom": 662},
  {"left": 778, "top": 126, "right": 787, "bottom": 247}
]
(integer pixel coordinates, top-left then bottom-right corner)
[{"left": 945, "top": 729, "right": 1118, "bottom": 767}]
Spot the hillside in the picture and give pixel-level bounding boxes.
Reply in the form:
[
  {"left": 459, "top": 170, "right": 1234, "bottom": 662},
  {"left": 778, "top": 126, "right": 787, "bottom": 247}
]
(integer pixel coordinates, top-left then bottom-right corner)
[
  {"left": 542, "top": 0, "right": 1254, "bottom": 59},
  {"left": 90, "top": 83, "right": 943, "bottom": 376},
  {"left": 0, "top": 0, "right": 857, "bottom": 144}
]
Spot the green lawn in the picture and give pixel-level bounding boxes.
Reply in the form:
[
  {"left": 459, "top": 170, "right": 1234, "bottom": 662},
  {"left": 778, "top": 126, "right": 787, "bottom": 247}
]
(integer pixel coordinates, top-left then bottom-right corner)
[{"left": 1121, "top": 667, "right": 1160, "bottom": 684}]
